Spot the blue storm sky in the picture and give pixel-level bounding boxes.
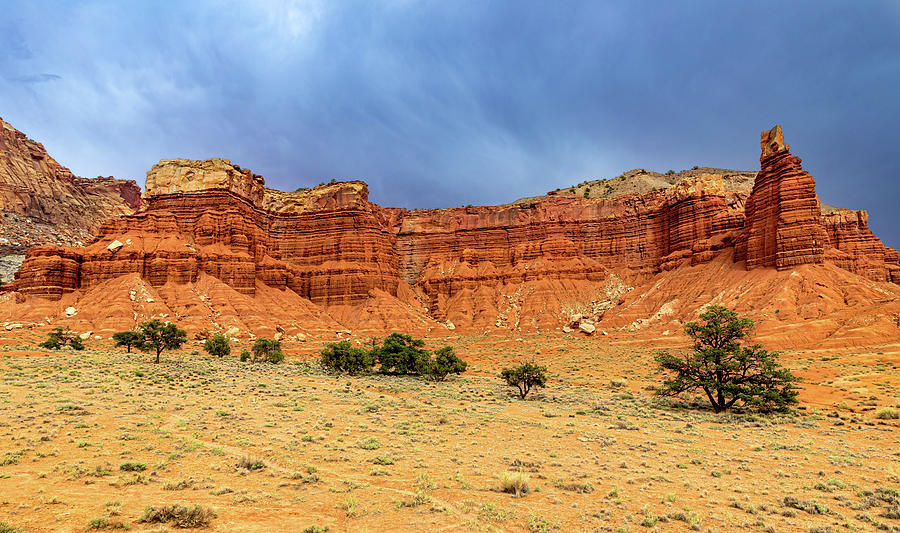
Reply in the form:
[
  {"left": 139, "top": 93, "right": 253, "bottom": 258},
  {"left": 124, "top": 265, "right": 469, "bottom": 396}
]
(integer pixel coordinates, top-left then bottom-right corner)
[{"left": 2, "top": 1, "right": 899, "bottom": 247}]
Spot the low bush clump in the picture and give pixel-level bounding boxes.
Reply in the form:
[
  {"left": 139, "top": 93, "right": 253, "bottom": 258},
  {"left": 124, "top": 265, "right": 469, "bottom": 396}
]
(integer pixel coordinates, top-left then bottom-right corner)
[
  {"left": 250, "top": 338, "right": 284, "bottom": 364},
  {"left": 119, "top": 461, "right": 146, "bottom": 472},
  {"left": 320, "top": 332, "right": 467, "bottom": 381},
  {"left": 203, "top": 333, "right": 231, "bottom": 358},
  {"left": 417, "top": 346, "right": 467, "bottom": 382},
  {"left": 138, "top": 504, "right": 216, "bottom": 528},
  {"left": 320, "top": 340, "right": 375, "bottom": 374},
  {"left": 237, "top": 456, "right": 266, "bottom": 471},
  {"left": 499, "top": 471, "right": 530, "bottom": 497},
  {"left": 875, "top": 407, "right": 900, "bottom": 420}
]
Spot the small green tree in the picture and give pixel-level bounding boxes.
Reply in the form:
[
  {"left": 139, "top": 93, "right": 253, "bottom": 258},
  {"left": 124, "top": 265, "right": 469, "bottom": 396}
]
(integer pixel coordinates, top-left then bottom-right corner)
[
  {"left": 655, "top": 305, "right": 800, "bottom": 413},
  {"left": 203, "top": 334, "right": 231, "bottom": 358},
  {"left": 39, "top": 327, "right": 84, "bottom": 351},
  {"left": 136, "top": 319, "right": 187, "bottom": 363},
  {"left": 320, "top": 340, "right": 376, "bottom": 374},
  {"left": 374, "top": 333, "right": 428, "bottom": 374},
  {"left": 251, "top": 338, "right": 284, "bottom": 364},
  {"left": 501, "top": 362, "right": 548, "bottom": 399},
  {"left": 112, "top": 331, "right": 143, "bottom": 353},
  {"left": 418, "top": 346, "right": 467, "bottom": 382}
]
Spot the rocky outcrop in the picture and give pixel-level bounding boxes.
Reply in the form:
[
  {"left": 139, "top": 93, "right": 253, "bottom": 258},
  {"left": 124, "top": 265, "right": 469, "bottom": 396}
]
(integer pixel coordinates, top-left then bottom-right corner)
[
  {"left": 736, "top": 126, "right": 829, "bottom": 270},
  {"left": 145, "top": 158, "right": 264, "bottom": 205},
  {"left": 2, "top": 124, "right": 898, "bottom": 336},
  {"left": 0, "top": 117, "right": 141, "bottom": 252},
  {"left": 822, "top": 209, "right": 900, "bottom": 283}
]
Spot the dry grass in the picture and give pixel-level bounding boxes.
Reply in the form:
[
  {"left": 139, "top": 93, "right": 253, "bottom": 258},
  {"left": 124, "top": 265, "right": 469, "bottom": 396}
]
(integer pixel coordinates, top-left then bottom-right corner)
[{"left": 0, "top": 333, "right": 897, "bottom": 532}]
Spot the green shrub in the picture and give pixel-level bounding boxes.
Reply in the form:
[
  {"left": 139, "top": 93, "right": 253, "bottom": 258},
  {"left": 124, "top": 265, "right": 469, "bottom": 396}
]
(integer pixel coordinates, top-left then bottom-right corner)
[
  {"left": 39, "top": 327, "right": 84, "bottom": 351},
  {"left": 239, "top": 350, "right": 251, "bottom": 362},
  {"left": 112, "top": 331, "right": 143, "bottom": 353},
  {"left": 120, "top": 461, "right": 146, "bottom": 472},
  {"left": 320, "top": 340, "right": 376, "bottom": 374},
  {"left": 136, "top": 319, "right": 187, "bottom": 363},
  {"left": 501, "top": 362, "right": 548, "bottom": 399},
  {"left": 203, "top": 333, "right": 231, "bottom": 358},
  {"left": 374, "top": 333, "right": 428, "bottom": 374},
  {"left": 655, "top": 305, "right": 800, "bottom": 413},
  {"left": 251, "top": 338, "right": 284, "bottom": 364},
  {"left": 417, "top": 346, "right": 467, "bottom": 381}
]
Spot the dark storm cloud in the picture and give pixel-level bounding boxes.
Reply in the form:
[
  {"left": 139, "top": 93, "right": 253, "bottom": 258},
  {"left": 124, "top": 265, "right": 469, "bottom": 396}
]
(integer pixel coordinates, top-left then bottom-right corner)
[{"left": 1, "top": 0, "right": 898, "bottom": 247}]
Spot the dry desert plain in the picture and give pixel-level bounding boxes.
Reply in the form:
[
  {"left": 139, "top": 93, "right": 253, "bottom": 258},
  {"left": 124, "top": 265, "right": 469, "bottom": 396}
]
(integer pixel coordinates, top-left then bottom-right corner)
[{"left": 0, "top": 331, "right": 898, "bottom": 533}]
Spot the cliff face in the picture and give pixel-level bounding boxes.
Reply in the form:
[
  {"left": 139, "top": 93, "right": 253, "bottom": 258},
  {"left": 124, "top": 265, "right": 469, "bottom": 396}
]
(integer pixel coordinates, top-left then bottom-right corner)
[
  {"left": 2, "top": 125, "right": 898, "bottom": 339},
  {"left": 736, "top": 126, "right": 829, "bottom": 269},
  {"left": 0, "top": 118, "right": 140, "bottom": 235},
  {"left": 822, "top": 209, "right": 900, "bottom": 283},
  {"left": 0, "top": 116, "right": 141, "bottom": 276}
]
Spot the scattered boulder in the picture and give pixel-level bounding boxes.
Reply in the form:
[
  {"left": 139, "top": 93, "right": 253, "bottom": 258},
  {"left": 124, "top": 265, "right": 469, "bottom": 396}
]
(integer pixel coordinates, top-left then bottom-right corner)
[
  {"left": 107, "top": 240, "right": 124, "bottom": 253},
  {"left": 65, "top": 306, "right": 77, "bottom": 317},
  {"left": 579, "top": 322, "right": 596, "bottom": 335},
  {"left": 78, "top": 331, "right": 92, "bottom": 340}
]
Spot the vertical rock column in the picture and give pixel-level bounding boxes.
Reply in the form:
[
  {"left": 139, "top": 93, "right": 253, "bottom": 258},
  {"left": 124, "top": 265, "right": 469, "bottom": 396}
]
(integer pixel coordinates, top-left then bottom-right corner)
[{"left": 738, "top": 126, "right": 828, "bottom": 270}]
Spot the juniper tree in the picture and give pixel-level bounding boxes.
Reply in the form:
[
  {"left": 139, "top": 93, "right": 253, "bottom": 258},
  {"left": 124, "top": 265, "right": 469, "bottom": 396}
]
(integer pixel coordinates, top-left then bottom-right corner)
[{"left": 655, "top": 305, "right": 799, "bottom": 413}]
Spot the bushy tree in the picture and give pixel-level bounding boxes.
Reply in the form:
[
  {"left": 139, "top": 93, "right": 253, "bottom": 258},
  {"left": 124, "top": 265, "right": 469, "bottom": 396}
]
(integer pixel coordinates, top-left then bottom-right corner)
[
  {"left": 374, "top": 333, "right": 428, "bottom": 374},
  {"left": 251, "top": 338, "right": 284, "bottom": 364},
  {"left": 501, "top": 362, "right": 548, "bottom": 399},
  {"left": 203, "top": 334, "right": 231, "bottom": 358},
  {"left": 655, "top": 305, "right": 800, "bottom": 413},
  {"left": 418, "top": 346, "right": 467, "bottom": 381},
  {"left": 137, "top": 319, "right": 187, "bottom": 364},
  {"left": 39, "top": 327, "right": 84, "bottom": 351},
  {"left": 320, "top": 340, "right": 375, "bottom": 374},
  {"left": 112, "top": 331, "right": 143, "bottom": 353}
]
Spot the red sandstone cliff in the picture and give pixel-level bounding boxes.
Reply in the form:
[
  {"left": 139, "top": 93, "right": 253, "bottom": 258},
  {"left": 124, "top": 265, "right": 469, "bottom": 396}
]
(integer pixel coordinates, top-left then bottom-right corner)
[
  {"left": 0, "top": 117, "right": 141, "bottom": 249},
  {"left": 1, "top": 125, "right": 898, "bottom": 346}
]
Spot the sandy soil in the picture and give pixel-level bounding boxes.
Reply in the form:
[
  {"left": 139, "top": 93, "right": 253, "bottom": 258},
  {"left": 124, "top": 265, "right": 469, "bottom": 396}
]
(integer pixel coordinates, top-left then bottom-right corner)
[{"left": 0, "top": 331, "right": 898, "bottom": 532}]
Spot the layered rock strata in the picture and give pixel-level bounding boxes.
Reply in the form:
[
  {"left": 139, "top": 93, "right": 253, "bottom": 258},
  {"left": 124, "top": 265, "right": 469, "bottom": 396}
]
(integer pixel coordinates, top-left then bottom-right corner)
[
  {"left": 736, "top": 125, "right": 829, "bottom": 269},
  {"left": 2, "top": 125, "right": 898, "bottom": 335},
  {"left": 0, "top": 117, "right": 140, "bottom": 236}
]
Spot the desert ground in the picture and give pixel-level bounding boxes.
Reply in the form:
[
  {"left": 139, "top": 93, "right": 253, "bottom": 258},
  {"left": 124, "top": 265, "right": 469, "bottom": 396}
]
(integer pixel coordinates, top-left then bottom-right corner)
[{"left": 0, "top": 331, "right": 898, "bottom": 533}]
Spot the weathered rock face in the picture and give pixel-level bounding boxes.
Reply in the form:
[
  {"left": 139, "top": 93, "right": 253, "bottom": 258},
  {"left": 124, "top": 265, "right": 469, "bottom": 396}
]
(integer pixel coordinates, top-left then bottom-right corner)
[
  {"left": 145, "top": 158, "right": 265, "bottom": 205},
  {"left": 0, "top": 117, "right": 141, "bottom": 252},
  {"left": 8, "top": 181, "right": 401, "bottom": 307},
  {"left": 2, "top": 125, "right": 899, "bottom": 338},
  {"left": 822, "top": 209, "right": 900, "bottom": 283},
  {"left": 736, "top": 125, "right": 829, "bottom": 269}
]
